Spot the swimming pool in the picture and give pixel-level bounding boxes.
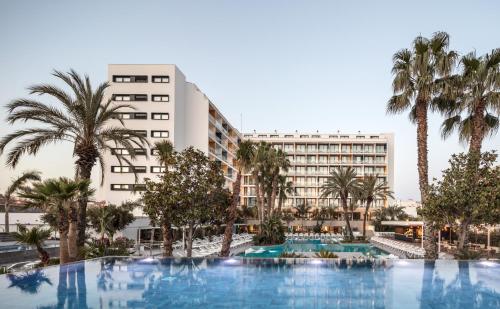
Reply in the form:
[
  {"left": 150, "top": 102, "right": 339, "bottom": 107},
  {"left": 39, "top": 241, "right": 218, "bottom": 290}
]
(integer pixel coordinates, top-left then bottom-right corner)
[
  {"left": 0, "top": 257, "right": 497, "bottom": 308},
  {"left": 240, "top": 239, "right": 388, "bottom": 257}
]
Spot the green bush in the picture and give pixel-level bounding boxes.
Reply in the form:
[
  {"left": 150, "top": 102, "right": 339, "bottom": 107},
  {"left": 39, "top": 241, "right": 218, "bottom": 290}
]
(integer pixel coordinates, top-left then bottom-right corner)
[
  {"left": 253, "top": 215, "right": 285, "bottom": 245},
  {"left": 279, "top": 252, "right": 303, "bottom": 258},
  {"left": 314, "top": 250, "right": 338, "bottom": 258}
]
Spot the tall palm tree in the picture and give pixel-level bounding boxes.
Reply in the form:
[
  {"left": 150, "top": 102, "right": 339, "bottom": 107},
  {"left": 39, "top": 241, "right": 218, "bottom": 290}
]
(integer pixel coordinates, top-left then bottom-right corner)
[
  {"left": 293, "top": 203, "right": 312, "bottom": 230},
  {"left": 438, "top": 49, "right": 500, "bottom": 156},
  {"left": 387, "top": 32, "right": 457, "bottom": 258},
  {"left": 357, "top": 175, "right": 394, "bottom": 237},
  {"left": 0, "top": 70, "right": 149, "bottom": 251},
  {"left": 153, "top": 140, "right": 176, "bottom": 257},
  {"left": 277, "top": 175, "right": 294, "bottom": 214},
  {"left": 320, "top": 166, "right": 359, "bottom": 240},
  {"left": 2, "top": 170, "right": 41, "bottom": 232},
  {"left": 268, "top": 149, "right": 290, "bottom": 213},
  {"left": 20, "top": 177, "right": 92, "bottom": 263},
  {"left": 251, "top": 142, "right": 271, "bottom": 222},
  {"left": 221, "top": 140, "right": 255, "bottom": 257},
  {"left": 13, "top": 225, "right": 51, "bottom": 266}
]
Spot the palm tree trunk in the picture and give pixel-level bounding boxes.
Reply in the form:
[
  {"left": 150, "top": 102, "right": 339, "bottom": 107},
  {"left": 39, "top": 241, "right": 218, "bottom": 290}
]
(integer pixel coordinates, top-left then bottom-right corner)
[
  {"left": 161, "top": 221, "right": 173, "bottom": 256},
  {"left": 362, "top": 200, "right": 372, "bottom": 238},
  {"left": 277, "top": 196, "right": 283, "bottom": 215},
  {"left": 342, "top": 197, "right": 353, "bottom": 240},
  {"left": 68, "top": 205, "right": 78, "bottom": 261},
  {"left": 36, "top": 244, "right": 50, "bottom": 266},
  {"left": 4, "top": 201, "right": 9, "bottom": 233},
  {"left": 416, "top": 100, "right": 437, "bottom": 259},
  {"left": 469, "top": 100, "right": 485, "bottom": 157},
  {"left": 186, "top": 224, "right": 194, "bottom": 258},
  {"left": 253, "top": 174, "right": 263, "bottom": 223},
  {"left": 221, "top": 172, "right": 242, "bottom": 257},
  {"left": 59, "top": 207, "right": 70, "bottom": 264},
  {"left": 270, "top": 174, "right": 278, "bottom": 214},
  {"left": 76, "top": 159, "right": 94, "bottom": 256}
]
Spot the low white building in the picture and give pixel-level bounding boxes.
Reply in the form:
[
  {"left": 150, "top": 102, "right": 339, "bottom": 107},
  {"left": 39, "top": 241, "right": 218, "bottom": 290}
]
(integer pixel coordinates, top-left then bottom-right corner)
[{"left": 394, "top": 199, "right": 421, "bottom": 218}]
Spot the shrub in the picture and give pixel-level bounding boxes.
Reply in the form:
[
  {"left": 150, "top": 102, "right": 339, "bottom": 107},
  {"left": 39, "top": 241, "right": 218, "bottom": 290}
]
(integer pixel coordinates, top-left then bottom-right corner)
[
  {"left": 253, "top": 215, "right": 285, "bottom": 245},
  {"left": 314, "top": 250, "right": 338, "bottom": 258},
  {"left": 279, "top": 252, "right": 303, "bottom": 258}
]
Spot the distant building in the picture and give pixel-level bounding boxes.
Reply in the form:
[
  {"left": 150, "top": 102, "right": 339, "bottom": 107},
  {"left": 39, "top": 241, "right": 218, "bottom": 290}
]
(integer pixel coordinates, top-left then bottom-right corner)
[{"left": 395, "top": 199, "right": 421, "bottom": 218}]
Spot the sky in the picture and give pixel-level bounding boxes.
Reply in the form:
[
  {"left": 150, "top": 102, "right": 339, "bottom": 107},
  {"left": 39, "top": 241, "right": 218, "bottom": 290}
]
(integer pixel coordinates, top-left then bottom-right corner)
[{"left": 0, "top": 0, "right": 499, "bottom": 200}]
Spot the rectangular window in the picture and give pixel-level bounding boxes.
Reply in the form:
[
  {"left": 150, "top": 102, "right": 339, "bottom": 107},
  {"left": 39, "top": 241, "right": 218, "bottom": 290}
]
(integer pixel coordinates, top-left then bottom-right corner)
[
  {"left": 113, "top": 94, "right": 148, "bottom": 101},
  {"left": 150, "top": 166, "right": 167, "bottom": 173},
  {"left": 112, "top": 75, "right": 148, "bottom": 83},
  {"left": 112, "top": 112, "right": 147, "bottom": 120},
  {"left": 110, "top": 148, "right": 147, "bottom": 156},
  {"left": 111, "top": 166, "right": 146, "bottom": 173},
  {"left": 122, "top": 130, "right": 147, "bottom": 138},
  {"left": 284, "top": 135, "right": 294, "bottom": 138},
  {"left": 307, "top": 144, "right": 317, "bottom": 152},
  {"left": 152, "top": 95, "right": 169, "bottom": 102},
  {"left": 110, "top": 184, "right": 146, "bottom": 191},
  {"left": 152, "top": 75, "right": 169, "bottom": 83},
  {"left": 151, "top": 113, "right": 169, "bottom": 120},
  {"left": 151, "top": 130, "right": 169, "bottom": 138}
]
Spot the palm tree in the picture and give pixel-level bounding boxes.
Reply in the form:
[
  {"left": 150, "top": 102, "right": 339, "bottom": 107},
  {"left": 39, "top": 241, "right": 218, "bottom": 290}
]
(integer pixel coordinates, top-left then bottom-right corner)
[
  {"left": 2, "top": 171, "right": 41, "bottom": 233},
  {"left": 276, "top": 175, "right": 294, "bottom": 214},
  {"left": 153, "top": 140, "right": 176, "bottom": 257},
  {"left": 293, "top": 203, "right": 311, "bottom": 230},
  {"left": 269, "top": 149, "right": 290, "bottom": 213},
  {"left": 251, "top": 142, "right": 271, "bottom": 222},
  {"left": 13, "top": 225, "right": 51, "bottom": 266},
  {"left": 20, "top": 177, "right": 92, "bottom": 263},
  {"left": 358, "top": 175, "right": 394, "bottom": 237},
  {"left": 438, "top": 49, "right": 500, "bottom": 157},
  {"left": 221, "top": 140, "right": 255, "bottom": 257},
  {"left": 0, "top": 70, "right": 149, "bottom": 252},
  {"left": 387, "top": 32, "right": 457, "bottom": 258},
  {"left": 320, "top": 167, "right": 359, "bottom": 240}
]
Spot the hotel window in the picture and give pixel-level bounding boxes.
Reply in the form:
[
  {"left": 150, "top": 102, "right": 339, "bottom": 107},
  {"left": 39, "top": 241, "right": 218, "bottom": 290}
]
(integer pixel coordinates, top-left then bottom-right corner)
[
  {"left": 284, "top": 135, "right": 294, "bottom": 138},
  {"left": 306, "top": 166, "right": 317, "bottom": 174},
  {"left": 370, "top": 136, "right": 379, "bottom": 139},
  {"left": 151, "top": 113, "right": 169, "bottom": 120},
  {"left": 111, "top": 166, "right": 146, "bottom": 173},
  {"left": 318, "top": 177, "right": 328, "bottom": 185},
  {"left": 150, "top": 166, "right": 167, "bottom": 173},
  {"left": 375, "top": 156, "right": 385, "bottom": 163},
  {"left": 273, "top": 144, "right": 282, "bottom": 150},
  {"left": 356, "top": 135, "right": 365, "bottom": 139},
  {"left": 286, "top": 155, "right": 294, "bottom": 163},
  {"left": 295, "top": 166, "right": 306, "bottom": 174},
  {"left": 330, "top": 144, "right": 339, "bottom": 153},
  {"left": 364, "top": 167, "right": 375, "bottom": 175},
  {"left": 284, "top": 144, "right": 294, "bottom": 152},
  {"left": 112, "top": 75, "right": 148, "bottom": 83},
  {"left": 341, "top": 145, "right": 351, "bottom": 153},
  {"left": 354, "top": 156, "right": 363, "bottom": 164},
  {"left": 121, "top": 130, "right": 147, "bottom": 138},
  {"left": 329, "top": 135, "right": 338, "bottom": 138},
  {"left": 110, "top": 184, "right": 146, "bottom": 191},
  {"left": 152, "top": 95, "right": 169, "bottom": 102},
  {"left": 311, "top": 135, "right": 320, "bottom": 138},
  {"left": 354, "top": 167, "right": 363, "bottom": 175},
  {"left": 318, "top": 199, "right": 328, "bottom": 207},
  {"left": 318, "top": 155, "right": 328, "bottom": 164},
  {"left": 151, "top": 130, "right": 169, "bottom": 138},
  {"left": 296, "top": 177, "right": 305, "bottom": 185},
  {"left": 375, "top": 167, "right": 385, "bottom": 174},
  {"left": 364, "top": 145, "right": 374, "bottom": 153},
  {"left": 244, "top": 134, "right": 253, "bottom": 137},
  {"left": 113, "top": 94, "right": 147, "bottom": 101},
  {"left": 329, "top": 155, "right": 339, "bottom": 163},
  {"left": 376, "top": 144, "right": 387, "bottom": 153},
  {"left": 152, "top": 75, "right": 170, "bottom": 83},
  {"left": 364, "top": 156, "right": 374, "bottom": 164},
  {"left": 258, "top": 134, "right": 267, "bottom": 138},
  {"left": 318, "top": 144, "right": 329, "bottom": 153},
  {"left": 111, "top": 148, "right": 146, "bottom": 156},
  {"left": 296, "top": 144, "right": 306, "bottom": 153},
  {"left": 300, "top": 135, "right": 309, "bottom": 138},
  {"left": 307, "top": 155, "right": 316, "bottom": 164},
  {"left": 340, "top": 135, "right": 349, "bottom": 139},
  {"left": 295, "top": 188, "right": 305, "bottom": 196},
  {"left": 307, "top": 144, "right": 317, "bottom": 152},
  {"left": 296, "top": 155, "right": 305, "bottom": 163},
  {"left": 270, "top": 135, "right": 279, "bottom": 138},
  {"left": 341, "top": 156, "right": 350, "bottom": 163},
  {"left": 112, "top": 112, "right": 147, "bottom": 120},
  {"left": 305, "top": 188, "right": 316, "bottom": 196},
  {"left": 353, "top": 144, "right": 363, "bottom": 153},
  {"left": 318, "top": 166, "right": 328, "bottom": 175},
  {"left": 306, "top": 198, "right": 316, "bottom": 206},
  {"left": 306, "top": 177, "right": 316, "bottom": 185}
]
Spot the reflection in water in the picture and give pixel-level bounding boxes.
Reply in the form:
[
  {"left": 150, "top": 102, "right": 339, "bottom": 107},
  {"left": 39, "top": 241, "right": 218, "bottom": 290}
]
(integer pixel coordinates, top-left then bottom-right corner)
[
  {"left": 7, "top": 270, "right": 52, "bottom": 294},
  {"left": 420, "top": 261, "right": 499, "bottom": 308},
  {"left": 38, "top": 263, "right": 88, "bottom": 309}
]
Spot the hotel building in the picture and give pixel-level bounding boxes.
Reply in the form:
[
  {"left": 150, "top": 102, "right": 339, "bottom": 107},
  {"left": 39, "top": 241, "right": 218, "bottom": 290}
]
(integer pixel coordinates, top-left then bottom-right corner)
[
  {"left": 241, "top": 132, "right": 394, "bottom": 232},
  {"left": 98, "top": 65, "right": 240, "bottom": 205}
]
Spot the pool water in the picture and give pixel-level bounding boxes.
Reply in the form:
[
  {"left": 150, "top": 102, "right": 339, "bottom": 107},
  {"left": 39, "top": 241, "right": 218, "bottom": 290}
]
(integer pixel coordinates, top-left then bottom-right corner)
[
  {"left": 240, "top": 239, "right": 388, "bottom": 257},
  {"left": 0, "top": 258, "right": 498, "bottom": 308}
]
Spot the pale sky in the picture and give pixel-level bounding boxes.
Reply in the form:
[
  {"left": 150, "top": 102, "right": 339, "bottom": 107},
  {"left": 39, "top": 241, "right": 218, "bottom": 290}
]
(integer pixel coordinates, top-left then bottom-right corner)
[{"left": 0, "top": 0, "right": 499, "bottom": 200}]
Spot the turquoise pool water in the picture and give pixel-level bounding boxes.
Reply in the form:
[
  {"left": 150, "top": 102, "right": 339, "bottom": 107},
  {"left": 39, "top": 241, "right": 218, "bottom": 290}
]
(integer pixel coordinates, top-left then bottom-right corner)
[
  {"left": 0, "top": 258, "right": 498, "bottom": 308},
  {"left": 240, "top": 239, "right": 388, "bottom": 257}
]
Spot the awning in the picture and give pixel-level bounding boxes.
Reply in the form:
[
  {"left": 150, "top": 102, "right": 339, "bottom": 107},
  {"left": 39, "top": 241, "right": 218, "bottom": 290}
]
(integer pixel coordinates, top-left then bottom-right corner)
[{"left": 381, "top": 221, "right": 423, "bottom": 227}]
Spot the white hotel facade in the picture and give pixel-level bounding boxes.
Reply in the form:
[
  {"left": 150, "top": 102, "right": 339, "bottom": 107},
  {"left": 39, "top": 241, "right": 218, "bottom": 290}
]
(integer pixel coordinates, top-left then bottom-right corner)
[
  {"left": 98, "top": 65, "right": 395, "bottom": 224},
  {"left": 99, "top": 65, "right": 240, "bottom": 205}
]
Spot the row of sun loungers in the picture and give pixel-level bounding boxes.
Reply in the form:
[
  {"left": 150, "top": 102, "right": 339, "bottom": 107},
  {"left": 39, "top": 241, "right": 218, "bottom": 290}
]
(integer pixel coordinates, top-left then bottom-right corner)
[
  {"left": 370, "top": 236, "right": 425, "bottom": 258},
  {"left": 190, "top": 233, "right": 254, "bottom": 257},
  {"left": 285, "top": 233, "right": 344, "bottom": 242}
]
